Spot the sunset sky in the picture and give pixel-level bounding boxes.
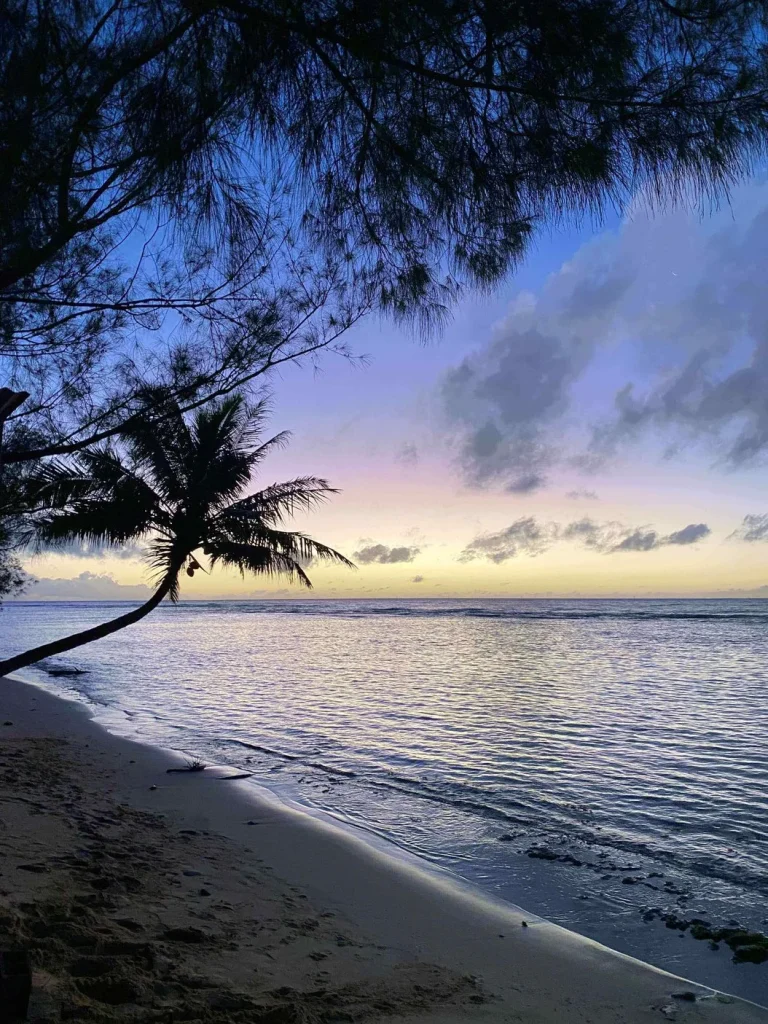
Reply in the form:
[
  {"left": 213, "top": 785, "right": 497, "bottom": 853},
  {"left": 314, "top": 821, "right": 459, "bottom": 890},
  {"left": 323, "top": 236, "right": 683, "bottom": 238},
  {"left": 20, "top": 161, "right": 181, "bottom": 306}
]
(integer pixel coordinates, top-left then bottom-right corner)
[{"left": 21, "top": 180, "right": 768, "bottom": 600}]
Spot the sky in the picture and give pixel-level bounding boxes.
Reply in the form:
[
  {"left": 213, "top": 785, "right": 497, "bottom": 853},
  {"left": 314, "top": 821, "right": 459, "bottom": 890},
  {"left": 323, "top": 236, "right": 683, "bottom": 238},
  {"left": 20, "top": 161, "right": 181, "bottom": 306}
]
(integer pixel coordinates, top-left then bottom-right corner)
[{"left": 21, "top": 179, "right": 768, "bottom": 601}]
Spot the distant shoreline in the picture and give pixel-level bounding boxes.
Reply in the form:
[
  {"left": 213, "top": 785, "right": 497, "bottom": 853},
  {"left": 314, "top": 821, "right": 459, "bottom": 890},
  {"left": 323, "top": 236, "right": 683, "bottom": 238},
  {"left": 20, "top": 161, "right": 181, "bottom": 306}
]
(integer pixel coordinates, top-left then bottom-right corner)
[{"left": 7, "top": 595, "right": 768, "bottom": 603}]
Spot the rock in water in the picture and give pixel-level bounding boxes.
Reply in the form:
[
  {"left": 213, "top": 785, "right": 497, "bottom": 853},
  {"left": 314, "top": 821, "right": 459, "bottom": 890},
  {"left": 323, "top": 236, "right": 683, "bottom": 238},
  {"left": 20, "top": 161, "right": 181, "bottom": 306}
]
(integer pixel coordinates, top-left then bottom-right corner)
[{"left": 0, "top": 949, "right": 32, "bottom": 1021}]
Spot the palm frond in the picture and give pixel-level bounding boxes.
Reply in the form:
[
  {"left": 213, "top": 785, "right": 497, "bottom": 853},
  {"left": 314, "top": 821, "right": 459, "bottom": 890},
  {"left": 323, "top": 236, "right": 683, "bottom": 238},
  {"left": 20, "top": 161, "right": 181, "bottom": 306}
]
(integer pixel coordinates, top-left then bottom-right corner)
[
  {"left": 247, "top": 430, "right": 292, "bottom": 464},
  {"left": 145, "top": 538, "right": 185, "bottom": 602},
  {"left": 183, "top": 397, "right": 259, "bottom": 513},
  {"left": 28, "top": 460, "right": 103, "bottom": 510},
  {"left": 191, "top": 396, "right": 248, "bottom": 467},
  {"left": 28, "top": 392, "right": 353, "bottom": 603},
  {"left": 125, "top": 407, "right": 193, "bottom": 505},
  {"left": 207, "top": 540, "right": 314, "bottom": 588},
  {"left": 32, "top": 502, "right": 155, "bottom": 553},
  {"left": 27, "top": 455, "right": 166, "bottom": 555},
  {"left": 217, "top": 478, "right": 339, "bottom": 526},
  {"left": 209, "top": 525, "right": 354, "bottom": 570}
]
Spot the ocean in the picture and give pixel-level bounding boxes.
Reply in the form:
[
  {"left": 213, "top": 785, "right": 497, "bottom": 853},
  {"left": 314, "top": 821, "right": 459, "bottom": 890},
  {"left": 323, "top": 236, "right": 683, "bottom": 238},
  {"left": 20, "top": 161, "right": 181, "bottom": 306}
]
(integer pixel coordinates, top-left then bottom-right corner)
[{"left": 3, "top": 597, "right": 768, "bottom": 1002}]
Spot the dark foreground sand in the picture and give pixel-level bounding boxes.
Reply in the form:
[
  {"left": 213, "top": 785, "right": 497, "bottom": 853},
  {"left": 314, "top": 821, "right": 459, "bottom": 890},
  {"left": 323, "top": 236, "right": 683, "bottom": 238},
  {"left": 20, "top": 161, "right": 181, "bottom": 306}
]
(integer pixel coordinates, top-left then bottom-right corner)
[{"left": 1, "top": 674, "right": 767, "bottom": 1024}]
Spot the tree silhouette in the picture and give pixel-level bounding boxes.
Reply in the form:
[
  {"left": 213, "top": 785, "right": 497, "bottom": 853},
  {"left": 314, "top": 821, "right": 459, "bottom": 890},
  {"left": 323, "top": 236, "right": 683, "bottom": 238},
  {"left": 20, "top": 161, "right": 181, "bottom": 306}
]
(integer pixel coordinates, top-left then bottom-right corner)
[
  {"left": 4, "top": 0, "right": 768, "bottom": 467},
  {"left": 0, "top": 395, "right": 353, "bottom": 673}
]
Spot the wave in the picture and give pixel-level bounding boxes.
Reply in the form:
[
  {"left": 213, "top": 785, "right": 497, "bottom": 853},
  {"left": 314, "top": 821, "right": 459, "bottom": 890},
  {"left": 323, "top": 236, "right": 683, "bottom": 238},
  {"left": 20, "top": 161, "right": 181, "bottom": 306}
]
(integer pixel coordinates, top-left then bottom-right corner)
[
  {"left": 174, "top": 600, "right": 768, "bottom": 623},
  {"left": 214, "top": 734, "right": 768, "bottom": 896}
]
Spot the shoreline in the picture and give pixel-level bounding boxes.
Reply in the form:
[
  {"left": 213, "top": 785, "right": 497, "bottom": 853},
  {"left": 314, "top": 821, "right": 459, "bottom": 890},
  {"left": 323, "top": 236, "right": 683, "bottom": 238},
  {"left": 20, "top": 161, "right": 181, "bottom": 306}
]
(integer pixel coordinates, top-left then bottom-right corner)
[
  {"left": 2, "top": 673, "right": 768, "bottom": 1022},
  {"left": 16, "top": 659, "right": 768, "bottom": 1007}
]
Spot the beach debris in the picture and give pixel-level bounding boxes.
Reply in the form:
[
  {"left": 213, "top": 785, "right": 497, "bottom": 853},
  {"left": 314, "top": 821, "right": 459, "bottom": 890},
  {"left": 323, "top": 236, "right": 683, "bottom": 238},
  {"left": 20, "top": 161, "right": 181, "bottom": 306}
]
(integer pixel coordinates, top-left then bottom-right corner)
[
  {"left": 672, "top": 991, "right": 697, "bottom": 1001},
  {"left": 182, "top": 870, "right": 202, "bottom": 877},
  {"left": 16, "top": 863, "right": 48, "bottom": 873},
  {"left": 45, "top": 666, "right": 88, "bottom": 677},
  {"left": 3, "top": 721, "right": 12, "bottom": 726},
  {"left": 148, "top": 785, "right": 157, "bottom": 791},
  {"left": 199, "top": 888, "right": 211, "bottom": 896},
  {"left": 0, "top": 950, "right": 31, "bottom": 1022},
  {"left": 167, "top": 759, "right": 207, "bottom": 774},
  {"left": 521, "top": 921, "right": 528, "bottom": 928}
]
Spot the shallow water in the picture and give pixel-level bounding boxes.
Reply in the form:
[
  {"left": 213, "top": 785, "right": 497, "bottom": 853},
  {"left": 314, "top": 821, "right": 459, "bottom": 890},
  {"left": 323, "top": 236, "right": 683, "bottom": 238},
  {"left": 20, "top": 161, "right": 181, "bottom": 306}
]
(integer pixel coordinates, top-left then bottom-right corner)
[{"left": 3, "top": 598, "right": 768, "bottom": 1002}]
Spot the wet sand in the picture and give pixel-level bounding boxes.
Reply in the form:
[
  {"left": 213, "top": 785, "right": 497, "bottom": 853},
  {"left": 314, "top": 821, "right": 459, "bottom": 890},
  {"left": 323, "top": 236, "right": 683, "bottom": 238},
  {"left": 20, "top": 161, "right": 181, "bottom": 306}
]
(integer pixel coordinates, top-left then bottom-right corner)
[{"left": 1, "top": 673, "right": 767, "bottom": 1023}]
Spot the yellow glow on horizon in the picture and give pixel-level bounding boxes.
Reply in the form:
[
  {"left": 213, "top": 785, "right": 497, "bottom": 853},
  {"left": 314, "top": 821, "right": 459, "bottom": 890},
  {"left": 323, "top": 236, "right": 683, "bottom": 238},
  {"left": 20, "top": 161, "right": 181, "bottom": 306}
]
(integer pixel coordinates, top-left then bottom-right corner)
[{"left": 21, "top": 531, "right": 768, "bottom": 600}]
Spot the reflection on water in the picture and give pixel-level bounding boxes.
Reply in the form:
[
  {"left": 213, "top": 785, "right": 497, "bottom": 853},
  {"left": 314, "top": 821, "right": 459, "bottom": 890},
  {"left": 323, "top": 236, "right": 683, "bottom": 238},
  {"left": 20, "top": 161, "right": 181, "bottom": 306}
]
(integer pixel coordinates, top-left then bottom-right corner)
[{"left": 3, "top": 598, "right": 768, "bottom": 1000}]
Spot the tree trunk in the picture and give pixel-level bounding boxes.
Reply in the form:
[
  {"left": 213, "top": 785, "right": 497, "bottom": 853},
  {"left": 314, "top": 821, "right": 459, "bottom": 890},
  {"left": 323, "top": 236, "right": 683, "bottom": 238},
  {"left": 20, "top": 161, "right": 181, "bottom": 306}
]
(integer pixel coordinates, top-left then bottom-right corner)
[{"left": 0, "top": 570, "right": 177, "bottom": 676}]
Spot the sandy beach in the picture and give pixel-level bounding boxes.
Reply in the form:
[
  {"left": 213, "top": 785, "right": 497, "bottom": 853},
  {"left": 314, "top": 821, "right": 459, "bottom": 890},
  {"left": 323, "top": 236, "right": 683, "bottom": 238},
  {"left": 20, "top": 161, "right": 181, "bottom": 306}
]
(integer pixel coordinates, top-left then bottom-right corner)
[{"left": 1, "top": 674, "right": 766, "bottom": 1024}]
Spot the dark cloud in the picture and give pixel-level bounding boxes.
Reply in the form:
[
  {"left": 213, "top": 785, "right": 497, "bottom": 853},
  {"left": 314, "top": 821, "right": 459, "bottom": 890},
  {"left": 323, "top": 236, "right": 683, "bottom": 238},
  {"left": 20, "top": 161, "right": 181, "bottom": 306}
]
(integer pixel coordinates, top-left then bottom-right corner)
[
  {"left": 566, "top": 489, "right": 599, "bottom": 500},
  {"left": 396, "top": 442, "right": 419, "bottom": 466},
  {"left": 411, "top": 575, "right": 425, "bottom": 583},
  {"left": 560, "top": 518, "right": 612, "bottom": 550},
  {"left": 16, "top": 571, "right": 153, "bottom": 601},
  {"left": 729, "top": 513, "right": 768, "bottom": 542},
  {"left": 353, "top": 543, "right": 420, "bottom": 564},
  {"left": 667, "top": 523, "right": 711, "bottom": 545},
  {"left": 582, "top": 196, "right": 768, "bottom": 469},
  {"left": 441, "top": 242, "right": 633, "bottom": 490},
  {"left": 460, "top": 517, "right": 558, "bottom": 563},
  {"left": 441, "top": 185, "right": 768, "bottom": 485},
  {"left": 568, "top": 519, "right": 711, "bottom": 553},
  {"left": 507, "top": 472, "right": 546, "bottom": 494},
  {"left": 612, "top": 529, "right": 659, "bottom": 552},
  {"left": 57, "top": 541, "right": 145, "bottom": 560},
  {"left": 462, "top": 517, "right": 712, "bottom": 561}
]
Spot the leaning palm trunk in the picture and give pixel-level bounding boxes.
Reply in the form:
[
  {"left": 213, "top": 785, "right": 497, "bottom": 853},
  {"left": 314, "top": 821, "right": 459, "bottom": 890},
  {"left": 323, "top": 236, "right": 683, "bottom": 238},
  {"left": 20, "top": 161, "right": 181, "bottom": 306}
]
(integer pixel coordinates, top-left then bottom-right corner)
[
  {"left": 0, "top": 571, "right": 176, "bottom": 677},
  {"left": 5, "top": 396, "right": 353, "bottom": 676}
]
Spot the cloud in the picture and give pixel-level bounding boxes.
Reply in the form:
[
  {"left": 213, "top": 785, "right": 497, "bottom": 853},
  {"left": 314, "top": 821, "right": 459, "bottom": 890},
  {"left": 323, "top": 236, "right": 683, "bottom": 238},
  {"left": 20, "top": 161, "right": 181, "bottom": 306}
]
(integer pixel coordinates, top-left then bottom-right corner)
[
  {"left": 353, "top": 543, "right": 420, "bottom": 564},
  {"left": 565, "top": 518, "right": 711, "bottom": 553},
  {"left": 441, "top": 242, "right": 633, "bottom": 490},
  {"left": 55, "top": 541, "right": 145, "bottom": 561},
  {"left": 612, "top": 529, "right": 660, "bottom": 552},
  {"left": 16, "top": 571, "right": 153, "bottom": 601},
  {"left": 461, "top": 517, "right": 711, "bottom": 561},
  {"left": 729, "top": 513, "right": 768, "bottom": 542},
  {"left": 410, "top": 575, "right": 425, "bottom": 583},
  {"left": 441, "top": 183, "right": 768, "bottom": 485},
  {"left": 507, "top": 472, "right": 546, "bottom": 494},
  {"left": 666, "top": 523, "right": 711, "bottom": 545},
  {"left": 460, "top": 517, "right": 558, "bottom": 563},
  {"left": 561, "top": 518, "right": 625, "bottom": 551},
  {"left": 395, "top": 442, "right": 419, "bottom": 466},
  {"left": 566, "top": 489, "right": 599, "bottom": 500}
]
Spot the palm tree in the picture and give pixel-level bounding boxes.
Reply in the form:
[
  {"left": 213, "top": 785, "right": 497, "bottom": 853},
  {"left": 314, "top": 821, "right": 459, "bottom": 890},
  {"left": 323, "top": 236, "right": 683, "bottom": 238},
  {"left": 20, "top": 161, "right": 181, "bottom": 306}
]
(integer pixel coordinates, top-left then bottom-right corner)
[{"left": 0, "top": 396, "right": 353, "bottom": 676}]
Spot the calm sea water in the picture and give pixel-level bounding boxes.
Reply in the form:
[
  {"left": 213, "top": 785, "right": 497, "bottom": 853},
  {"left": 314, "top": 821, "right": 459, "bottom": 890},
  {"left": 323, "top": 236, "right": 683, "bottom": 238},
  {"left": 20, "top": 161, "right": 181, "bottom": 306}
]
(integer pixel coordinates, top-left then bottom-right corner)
[{"left": 3, "top": 598, "right": 768, "bottom": 1001}]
